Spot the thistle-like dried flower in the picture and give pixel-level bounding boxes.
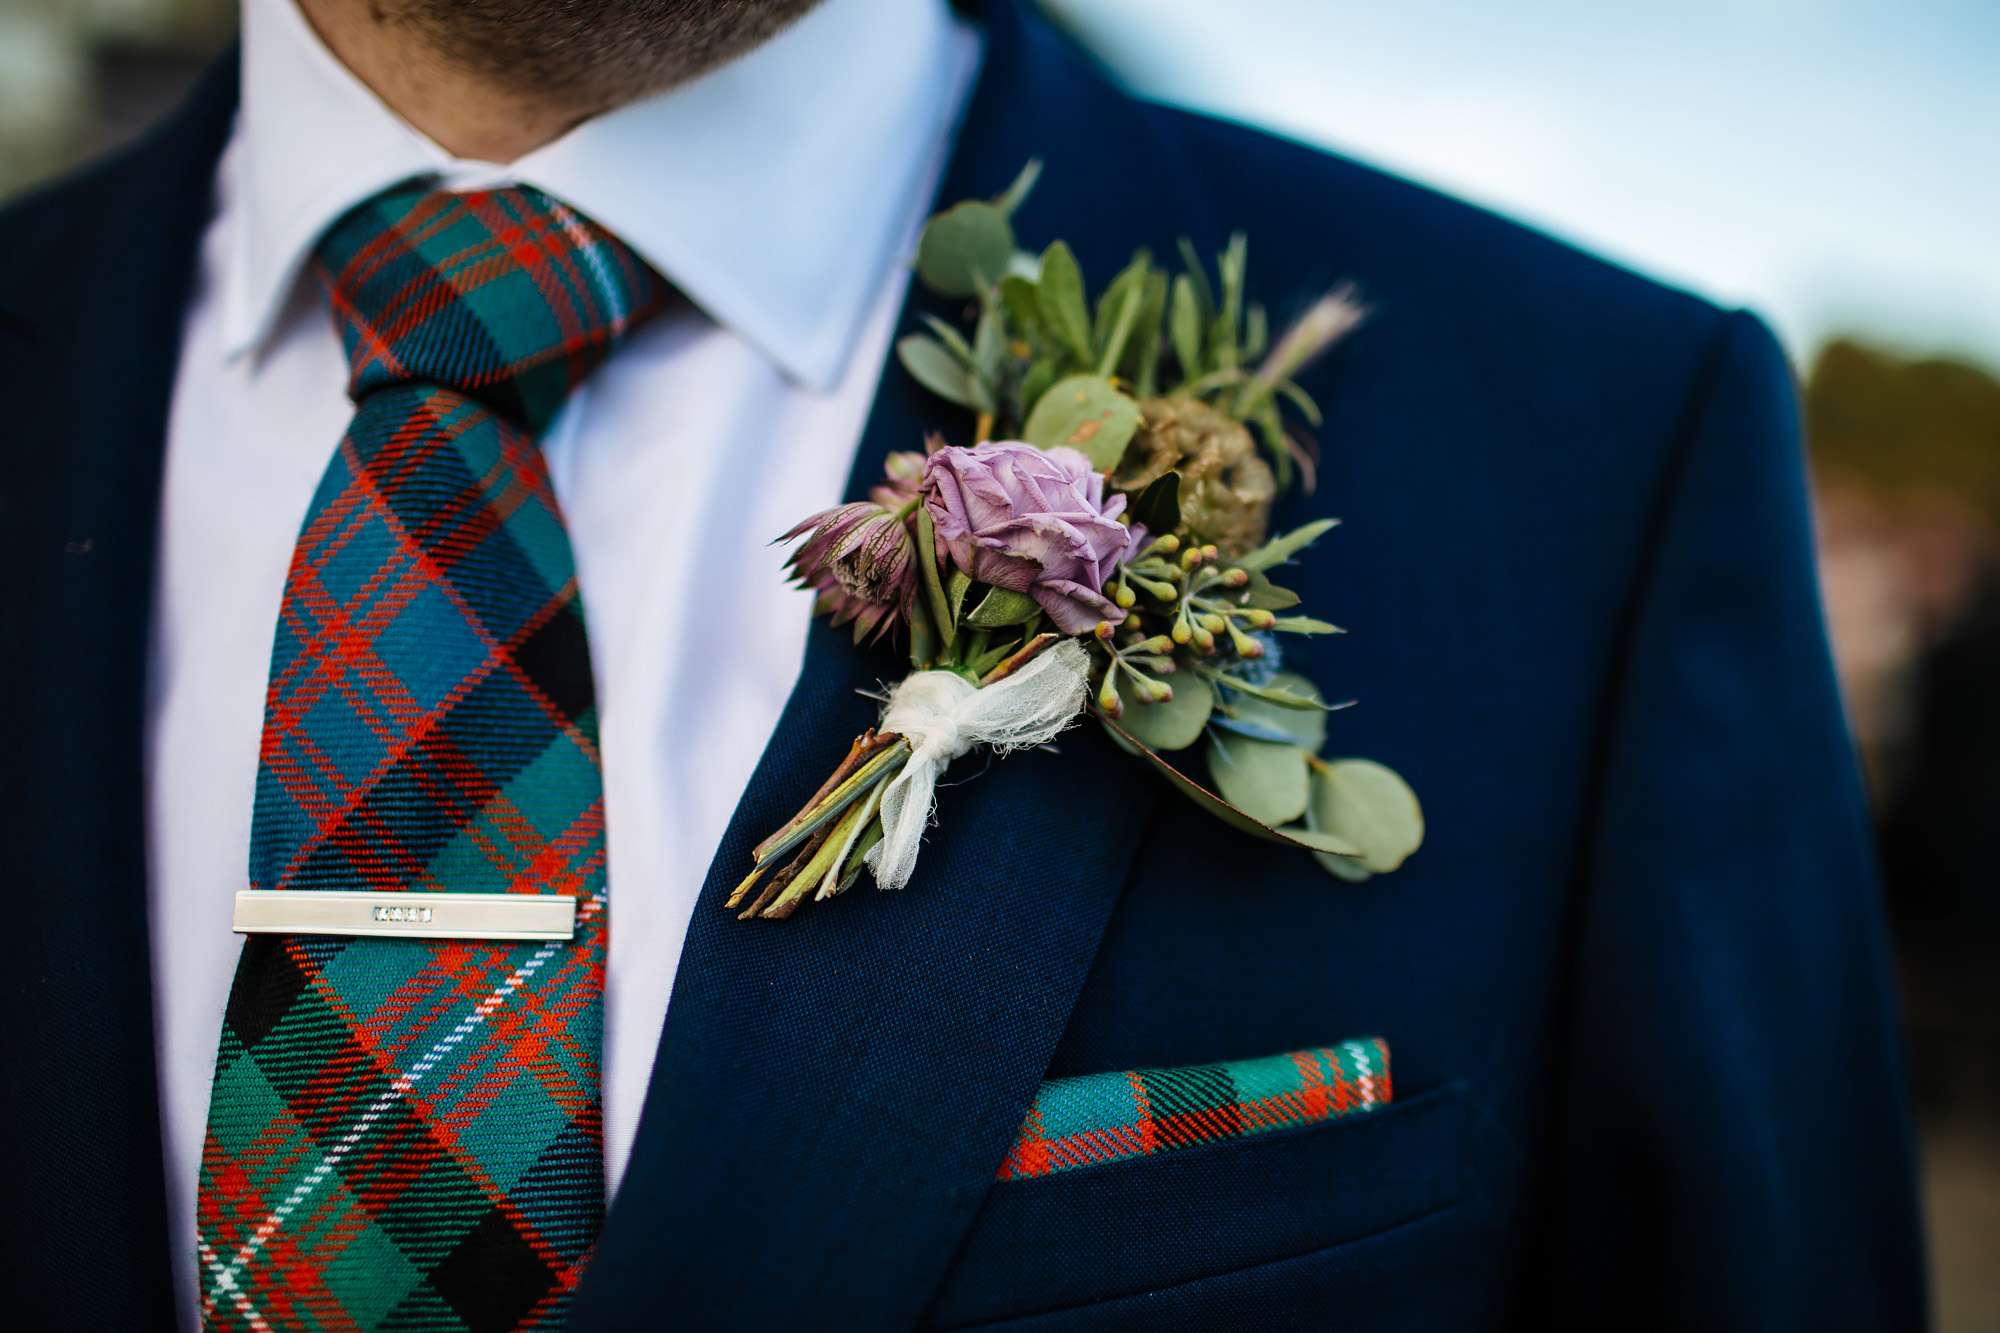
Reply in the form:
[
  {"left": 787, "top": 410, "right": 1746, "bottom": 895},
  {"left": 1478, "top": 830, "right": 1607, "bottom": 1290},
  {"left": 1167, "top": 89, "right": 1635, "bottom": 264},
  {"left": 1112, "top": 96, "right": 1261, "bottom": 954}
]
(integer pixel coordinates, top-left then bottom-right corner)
[
  {"left": 781, "top": 500, "right": 918, "bottom": 643},
  {"left": 1115, "top": 397, "right": 1277, "bottom": 556}
]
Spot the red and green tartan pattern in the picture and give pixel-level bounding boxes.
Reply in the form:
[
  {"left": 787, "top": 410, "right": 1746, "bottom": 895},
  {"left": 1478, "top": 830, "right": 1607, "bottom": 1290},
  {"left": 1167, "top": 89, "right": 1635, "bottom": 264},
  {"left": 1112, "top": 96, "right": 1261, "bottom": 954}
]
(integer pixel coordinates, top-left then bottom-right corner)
[
  {"left": 319, "top": 186, "right": 668, "bottom": 434},
  {"left": 197, "top": 187, "right": 666, "bottom": 1332},
  {"left": 995, "top": 1038, "right": 1391, "bottom": 1181}
]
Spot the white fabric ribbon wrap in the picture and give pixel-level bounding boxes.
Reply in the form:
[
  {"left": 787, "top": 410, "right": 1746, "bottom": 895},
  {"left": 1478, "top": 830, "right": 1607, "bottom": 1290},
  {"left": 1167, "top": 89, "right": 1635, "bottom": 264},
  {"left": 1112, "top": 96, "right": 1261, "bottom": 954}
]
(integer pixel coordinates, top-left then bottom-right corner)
[{"left": 864, "top": 638, "right": 1092, "bottom": 890}]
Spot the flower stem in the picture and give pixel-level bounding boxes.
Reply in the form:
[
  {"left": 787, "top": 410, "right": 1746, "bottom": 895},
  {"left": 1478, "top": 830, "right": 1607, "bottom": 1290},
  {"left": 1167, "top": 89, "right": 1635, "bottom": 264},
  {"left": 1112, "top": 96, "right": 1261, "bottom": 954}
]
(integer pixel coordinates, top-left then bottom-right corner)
[
  {"left": 978, "top": 631, "right": 1060, "bottom": 686},
  {"left": 748, "top": 737, "right": 909, "bottom": 869},
  {"left": 762, "top": 786, "right": 883, "bottom": 919}
]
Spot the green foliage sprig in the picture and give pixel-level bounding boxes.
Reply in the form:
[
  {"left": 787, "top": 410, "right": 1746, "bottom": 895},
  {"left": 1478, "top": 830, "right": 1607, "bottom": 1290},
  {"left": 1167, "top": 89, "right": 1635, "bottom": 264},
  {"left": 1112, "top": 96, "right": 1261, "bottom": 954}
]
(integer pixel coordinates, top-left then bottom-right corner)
[{"left": 897, "top": 160, "right": 1358, "bottom": 488}]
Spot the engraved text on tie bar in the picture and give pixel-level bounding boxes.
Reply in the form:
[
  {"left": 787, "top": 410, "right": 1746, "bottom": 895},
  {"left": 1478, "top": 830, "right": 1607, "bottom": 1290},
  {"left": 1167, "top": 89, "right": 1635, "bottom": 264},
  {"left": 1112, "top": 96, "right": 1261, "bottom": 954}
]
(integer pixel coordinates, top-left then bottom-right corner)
[{"left": 232, "top": 890, "right": 575, "bottom": 942}]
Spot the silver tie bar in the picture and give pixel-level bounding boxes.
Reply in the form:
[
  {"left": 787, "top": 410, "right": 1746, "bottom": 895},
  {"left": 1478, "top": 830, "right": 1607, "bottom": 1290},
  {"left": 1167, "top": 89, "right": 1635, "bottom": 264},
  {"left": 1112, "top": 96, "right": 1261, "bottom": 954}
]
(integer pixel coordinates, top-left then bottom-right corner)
[{"left": 232, "top": 890, "right": 575, "bottom": 942}]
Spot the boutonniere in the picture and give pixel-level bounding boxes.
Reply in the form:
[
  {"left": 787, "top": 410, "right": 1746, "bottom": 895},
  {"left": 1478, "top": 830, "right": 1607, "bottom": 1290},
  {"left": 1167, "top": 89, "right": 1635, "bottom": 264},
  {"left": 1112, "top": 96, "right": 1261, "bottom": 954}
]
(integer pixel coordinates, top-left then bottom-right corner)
[{"left": 729, "top": 163, "right": 1423, "bottom": 921}]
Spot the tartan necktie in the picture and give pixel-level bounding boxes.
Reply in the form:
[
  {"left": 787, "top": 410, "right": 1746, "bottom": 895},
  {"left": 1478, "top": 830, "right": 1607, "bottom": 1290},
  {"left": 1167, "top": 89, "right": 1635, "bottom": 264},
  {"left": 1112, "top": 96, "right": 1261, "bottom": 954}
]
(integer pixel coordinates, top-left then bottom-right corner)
[{"left": 196, "top": 185, "right": 669, "bottom": 1332}]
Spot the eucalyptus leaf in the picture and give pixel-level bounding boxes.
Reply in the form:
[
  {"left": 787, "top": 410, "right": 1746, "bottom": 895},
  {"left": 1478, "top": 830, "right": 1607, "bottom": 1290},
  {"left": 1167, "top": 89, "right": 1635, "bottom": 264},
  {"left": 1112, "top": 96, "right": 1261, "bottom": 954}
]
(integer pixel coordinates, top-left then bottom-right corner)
[
  {"left": 1219, "top": 670, "right": 1327, "bottom": 749},
  {"left": 1209, "top": 713, "right": 1308, "bottom": 745},
  {"left": 915, "top": 201, "right": 1014, "bottom": 299},
  {"left": 1288, "top": 828, "right": 1363, "bottom": 859},
  {"left": 1100, "top": 713, "right": 1361, "bottom": 857},
  {"left": 1202, "top": 668, "right": 1331, "bottom": 714},
  {"left": 1269, "top": 616, "right": 1341, "bottom": 635},
  {"left": 920, "top": 314, "right": 975, "bottom": 365},
  {"left": 964, "top": 585, "right": 1041, "bottom": 629},
  {"left": 1236, "top": 518, "right": 1340, "bottom": 573},
  {"left": 1113, "top": 677, "right": 1212, "bottom": 751},
  {"left": 896, "top": 335, "right": 984, "bottom": 412},
  {"left": 1021, "top": 375, "right": 1139, "bottom": 469},
  {"left": 1208, "top": 732, "right": 1309, "bottom": 825},
  {"left": 1130, "top": 471, "right": 1181, "bottom": 535},
  {"left": 1308, "top": 759, "right": 1425, "bottom": 879},
  {"left": 1036, "top": 241, "right": 1093, "bottom": 362}
]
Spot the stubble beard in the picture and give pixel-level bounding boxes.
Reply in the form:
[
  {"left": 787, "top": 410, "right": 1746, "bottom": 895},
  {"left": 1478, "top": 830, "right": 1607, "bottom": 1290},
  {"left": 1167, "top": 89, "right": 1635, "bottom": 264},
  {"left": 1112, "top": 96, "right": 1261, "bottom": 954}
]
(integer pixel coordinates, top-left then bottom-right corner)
[{"left": 374, "top": 0, "right": 826, "bottom": 114}]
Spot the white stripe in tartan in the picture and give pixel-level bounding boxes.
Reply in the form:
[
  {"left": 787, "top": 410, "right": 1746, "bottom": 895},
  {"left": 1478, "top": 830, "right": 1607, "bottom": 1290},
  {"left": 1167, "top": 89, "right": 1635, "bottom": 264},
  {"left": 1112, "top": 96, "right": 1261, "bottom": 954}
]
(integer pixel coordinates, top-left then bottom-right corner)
[
  {"left": 1348, "top": 1038, "right": 1382, "bottom": 1108},
  {"left": 549, "top": 201, "right": 628, "bottom": 332},
  {"left": 196, "top": 1235, "right": 272, "bottom": 1333},
  {"left": 199, "top": 890, "right": 607, "bottom": 1322}
]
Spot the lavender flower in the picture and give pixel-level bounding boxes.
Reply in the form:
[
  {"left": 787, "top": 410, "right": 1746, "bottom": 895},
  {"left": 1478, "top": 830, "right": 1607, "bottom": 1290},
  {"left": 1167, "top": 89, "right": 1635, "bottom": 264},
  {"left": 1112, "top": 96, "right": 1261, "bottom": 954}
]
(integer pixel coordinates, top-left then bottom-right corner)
[
  {"left": 782, "top": 500, "right": 917, "bottom": 643},
  {"left": 923, "top": 441, "right": 1143, "bottom": 635}
]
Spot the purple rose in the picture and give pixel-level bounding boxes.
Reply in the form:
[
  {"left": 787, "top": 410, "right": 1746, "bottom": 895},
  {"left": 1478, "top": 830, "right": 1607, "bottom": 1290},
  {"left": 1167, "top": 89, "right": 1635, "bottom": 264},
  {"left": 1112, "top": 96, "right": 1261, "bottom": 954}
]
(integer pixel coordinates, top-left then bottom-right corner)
[{"left": 923, "top": 441, "right": 1143, "bottom": 635}]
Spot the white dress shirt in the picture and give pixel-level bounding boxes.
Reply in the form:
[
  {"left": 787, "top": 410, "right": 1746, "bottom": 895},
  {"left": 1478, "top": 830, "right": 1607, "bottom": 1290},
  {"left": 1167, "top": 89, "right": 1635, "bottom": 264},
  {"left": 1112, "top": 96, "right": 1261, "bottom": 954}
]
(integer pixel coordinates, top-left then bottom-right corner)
[{"left": 145, "top": 0, "right": 978, "bottom": 1321}]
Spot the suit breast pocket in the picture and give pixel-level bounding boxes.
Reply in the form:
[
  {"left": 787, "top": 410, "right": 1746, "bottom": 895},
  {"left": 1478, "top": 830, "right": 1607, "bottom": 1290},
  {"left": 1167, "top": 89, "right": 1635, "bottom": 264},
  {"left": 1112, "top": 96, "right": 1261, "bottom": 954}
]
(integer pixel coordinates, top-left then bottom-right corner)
[{"left": 924, "top": 1081, "right": 1469, "bottom": 1331}]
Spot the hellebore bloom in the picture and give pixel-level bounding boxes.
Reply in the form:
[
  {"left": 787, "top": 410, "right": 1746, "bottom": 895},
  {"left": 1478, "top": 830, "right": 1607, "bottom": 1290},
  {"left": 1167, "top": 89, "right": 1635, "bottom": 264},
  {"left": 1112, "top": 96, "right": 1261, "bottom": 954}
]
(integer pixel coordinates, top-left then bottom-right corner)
[
  {"left": 782, "top": 500, "right": 917, "bottom": 643},
  {"left": 923, "top": 441, "right": 1143, "bottom": 635}
]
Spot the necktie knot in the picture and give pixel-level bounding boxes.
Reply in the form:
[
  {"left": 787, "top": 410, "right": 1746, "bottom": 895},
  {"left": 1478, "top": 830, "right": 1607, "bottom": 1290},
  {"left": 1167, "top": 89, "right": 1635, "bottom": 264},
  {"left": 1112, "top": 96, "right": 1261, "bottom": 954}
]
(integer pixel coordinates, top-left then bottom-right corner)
[{"left": 314, "top": 184, "right": 670, "bottom": 433}]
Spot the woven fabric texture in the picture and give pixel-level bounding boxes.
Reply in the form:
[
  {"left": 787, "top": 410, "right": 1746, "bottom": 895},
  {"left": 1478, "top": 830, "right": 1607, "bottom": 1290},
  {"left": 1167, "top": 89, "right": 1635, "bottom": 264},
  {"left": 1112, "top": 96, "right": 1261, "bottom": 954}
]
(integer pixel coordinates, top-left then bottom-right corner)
[
  {"left": 996, "top": 1039, "right": 1392, "bottom": 1181},
  {"left": 196, "top": 186, "right": 668, "bottom": 1332}
]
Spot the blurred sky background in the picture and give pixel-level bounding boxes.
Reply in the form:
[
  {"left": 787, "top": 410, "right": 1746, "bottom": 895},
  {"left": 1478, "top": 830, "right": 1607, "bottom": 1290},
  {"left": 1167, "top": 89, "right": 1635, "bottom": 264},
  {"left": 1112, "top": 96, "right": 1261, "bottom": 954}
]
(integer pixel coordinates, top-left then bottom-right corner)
[
  {"left": 5, "top": 0, "right": 1996, "bottom": 371},
  {"left": 1049, "top": 0, "right": 2000, "bottom": 368}
]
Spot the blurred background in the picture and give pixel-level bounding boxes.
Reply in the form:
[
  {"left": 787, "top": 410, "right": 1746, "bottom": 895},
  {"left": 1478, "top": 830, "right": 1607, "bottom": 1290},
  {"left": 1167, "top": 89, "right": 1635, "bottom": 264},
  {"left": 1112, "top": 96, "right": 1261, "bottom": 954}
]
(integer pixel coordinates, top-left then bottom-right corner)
[{"left": 4, "top": 0, "right": 1994, "bottom": 1323}]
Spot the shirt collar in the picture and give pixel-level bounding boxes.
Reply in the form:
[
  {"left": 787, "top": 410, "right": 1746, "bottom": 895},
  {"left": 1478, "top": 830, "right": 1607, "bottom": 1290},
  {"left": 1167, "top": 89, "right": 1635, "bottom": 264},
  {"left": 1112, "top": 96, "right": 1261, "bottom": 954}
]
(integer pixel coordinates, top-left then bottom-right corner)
[{"left": 229, "top": 0, "right": 979, "bottom": 389}]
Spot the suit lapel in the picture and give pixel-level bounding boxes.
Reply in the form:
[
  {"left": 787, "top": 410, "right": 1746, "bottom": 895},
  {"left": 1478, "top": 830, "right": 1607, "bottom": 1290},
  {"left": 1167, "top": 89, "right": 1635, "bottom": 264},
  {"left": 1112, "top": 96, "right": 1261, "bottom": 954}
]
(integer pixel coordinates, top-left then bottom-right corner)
[
  {"left": 570, "top": 6, "right": 1193, "bottom": 1328},
  {"left": 0, "top": 52, "right": 239, "bottom": 1326}
]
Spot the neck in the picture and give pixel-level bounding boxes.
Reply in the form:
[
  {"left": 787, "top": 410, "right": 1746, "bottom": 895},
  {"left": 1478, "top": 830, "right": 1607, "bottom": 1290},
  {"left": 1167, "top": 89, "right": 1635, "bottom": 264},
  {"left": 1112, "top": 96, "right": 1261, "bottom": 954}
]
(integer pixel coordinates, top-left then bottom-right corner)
[{"left": 296, "top": 0, "right": 602, "bottom": 162}]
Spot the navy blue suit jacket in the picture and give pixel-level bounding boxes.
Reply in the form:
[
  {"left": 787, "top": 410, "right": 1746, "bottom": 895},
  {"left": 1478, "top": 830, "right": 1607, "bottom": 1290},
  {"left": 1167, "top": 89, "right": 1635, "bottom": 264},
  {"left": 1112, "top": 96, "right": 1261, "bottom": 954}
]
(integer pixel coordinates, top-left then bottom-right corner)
[{"left": 0, "top": 4, "right": 1926, "bottom": 1329}]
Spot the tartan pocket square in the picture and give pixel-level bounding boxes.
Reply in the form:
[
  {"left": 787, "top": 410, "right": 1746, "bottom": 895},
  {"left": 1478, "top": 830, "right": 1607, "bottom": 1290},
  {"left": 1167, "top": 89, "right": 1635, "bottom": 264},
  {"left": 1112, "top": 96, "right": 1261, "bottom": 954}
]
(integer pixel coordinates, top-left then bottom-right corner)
[{"left": 996, "top": 1037, "right": 1392, "bottom": 1181}]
